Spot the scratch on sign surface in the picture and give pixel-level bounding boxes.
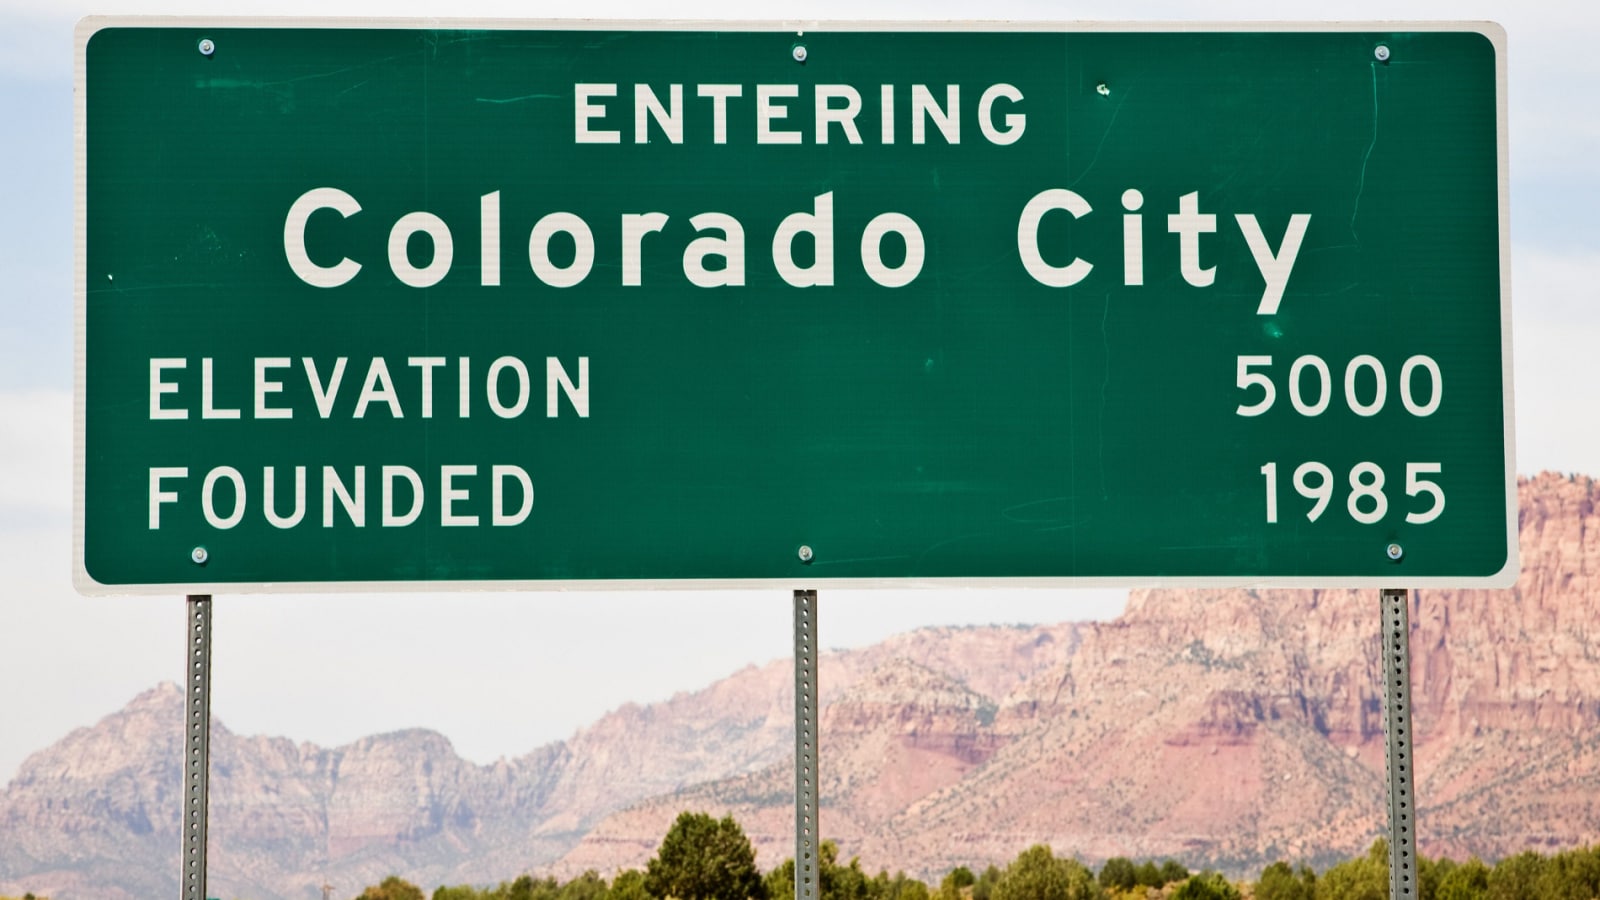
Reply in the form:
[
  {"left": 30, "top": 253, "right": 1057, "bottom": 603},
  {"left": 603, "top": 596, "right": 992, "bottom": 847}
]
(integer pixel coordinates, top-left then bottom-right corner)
[
  {"left": 1069, "top": 88, "right": 1130, "bottom": 189},
  {"left": 1350, "top": 63, "right": 1380, "bottom": 240},
  {"left": 476, "top": 93, "right": 559, "bottom": 104}
]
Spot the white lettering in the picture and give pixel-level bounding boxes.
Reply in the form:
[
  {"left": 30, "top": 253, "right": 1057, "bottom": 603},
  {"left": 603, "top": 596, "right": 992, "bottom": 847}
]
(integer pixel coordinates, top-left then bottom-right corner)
[
  {"left": 1122, "top": 189, "right": 1145, "bottom": 287},
  {"left": 408, "top": 357, "right": 446, "bottom": 419},
  {"left": 757, "top": 84, "right": 801, "bottom": 144},
  {"left": 202, "top": 358, "right": 240, "bottom": 420},
  {"left": 263, "top": 466, "right": 306, "bottom": 529},
  {"left": 528, "top": 212, "right": 595, "bottom": 288},
  {"left": 772, "top": 192, "right": 835, "bottom": 288},
  {"left": 493, "top": 465, "right": 534, "bottom": 526},
  {"left": 150, "top": 358, "right": 186, "bottom": 420},
  {"left": 441, "top": 465, "right": 478, "bottom": 526},
  {"left": 978, "top": 83, "right": 1025, "bottom": 145},
  {"left": 382, "top": 465, "right": 424, "bottom": 527},
  {"left": 149, "top": 467, "right": 187, "bottom": 529},
  {"left": 322, "top": 466, "right": 365, "bottom": 527},
  {"left": 353, "top": 358, "right": 403, "bottom": 419},
  {"left": 254, "top": 358, "right": 292, "bottom": 419},
  {"left": 284, "top": 187, "right": 362, "bottom": 288},
  {"left": 1236, "top": 213, "right": 1312, "bottom": 315},
  {"left": 880, "top": 85, "right": 895, "bottom": 144},
  {"left": 860, "top": 213, "right": 924, "bottom": 288},
  {"left": 1018, "top": 189, "right": 1093, "bottom": 287},
  {"left": 697, "top": 84, "right": 741, "bottom": 144},
  {"left": 488, "top": 356, "right": 530, "bottom": 418},
  {"left": 480, "top": 191, "right": 501, "bottom": 287},
  {"left": 574, "top": 83, "right": 621, "bottom": 143},
  {"left": 684, "top": 213, "right": 745, "bottom": 288},
  {"left": 635, "top": 84, "right": 684, "bottom": 143},
  {"left": 911, "top": 85, "right": 959, "bottom": 144},
  {"left": 1168, "top": 191, "right": 1217, "bottom": 288},
  {"left": 547, "top": 357, "right": 589, "bottom": 418},
  {"left": 387, "top": 211, "right": 453, "bottom": 288},
  {"left": 815, "top": 85, "right": 863, "bottom": 145},
  {"left": 303, "top": 357, "right": 348, "bottom": 419},
  {"left": 201, "top": 466, "right": 246, "bottom": 529},
  {"left": 622, "top": 212, "right": 670, "bottom": 287}
]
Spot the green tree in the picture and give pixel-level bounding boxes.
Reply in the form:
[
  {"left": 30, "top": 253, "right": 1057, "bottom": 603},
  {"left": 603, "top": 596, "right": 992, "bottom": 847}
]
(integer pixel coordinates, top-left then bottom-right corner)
[
  {"left": 357, "top": 875, "right": 427, "bottom": 900},
  {"left": 993, "top": 845, "right": 1103, "bottom": 900},
  {"left": 500, "top": 875, "right": 561, "bottom": 900},
  {"left": 870, "top": 869, "right": 893, "bottom": 900},
  {"left": 765, "top": 858, "right": 795, "bottom": 900},
  {"left": 867, "top": 870, "right": 930, "bottom": 900},
  {"left": 1435, "top": 858, "right": 1489, "bottom": 900},
  {"left": 1098, "top": 859, "right": 1137, "bottom": 894},
  {"left": 646, "top": 812, "right": 768, "bottom": 900},
  {"left": 432, "top": 887, "right": 489, "bottom": 900},
  {"left": 1315, "top": 841, "right": 1387, "bottom": 900},
  {"left": 561, "top": 871, "right": 611, "bottom": 900},
  {"left": 1255, "top": 861, "right": 1314, "bottom": 900},
  {"left": 893, "top": 876, "right": 932, "bottom": 900},
  {"left": 939, "top": 867, "right": 977, "bottom": 900},
  {"left": 762, "top": 841, "right": 926, "bottom": 900},
  {"left": 971, "top": 867, "right": 1002, "bottom": 900},
  {"left": 1157, "top": 862, "right": 1189, "bottom": 887},
  {"left": 1487, "top": 851, "right": 1544, "bottom": 900},
  {"left": 820, "top": 843, "right": 871, "bottom": 900},
  {"left": 614, "top": 871, "right": 653, "bottom": 900},
  {"left": 1538, "top": 846, "right": 1600, "bottom": 900},
  {"left": 1421, "top": 854, "right": 1449, "bottom": 900},
  {"left": 1172, "top": 871, "right": 1240, "bottom": 900}
]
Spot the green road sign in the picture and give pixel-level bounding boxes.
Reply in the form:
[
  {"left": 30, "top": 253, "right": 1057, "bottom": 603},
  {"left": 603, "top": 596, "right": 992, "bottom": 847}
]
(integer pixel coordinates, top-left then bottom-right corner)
[{"left": 74, "top": 20, "right": 1515, "bottom": 592}]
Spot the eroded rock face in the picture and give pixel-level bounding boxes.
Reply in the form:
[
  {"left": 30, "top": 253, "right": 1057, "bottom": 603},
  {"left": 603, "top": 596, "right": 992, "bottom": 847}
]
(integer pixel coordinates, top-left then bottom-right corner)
[
  {"left": 555, "top": 475, "right": 1600, "bottom": 878},
  {"left": 5, "top": 474, "right": 1598, "bottom": 897},
  {"left": 0, "top": 683, "right": 574, "bottom": 900},
  {"left": 0, "top": 625, "right": 1077, "bottom": 899}
]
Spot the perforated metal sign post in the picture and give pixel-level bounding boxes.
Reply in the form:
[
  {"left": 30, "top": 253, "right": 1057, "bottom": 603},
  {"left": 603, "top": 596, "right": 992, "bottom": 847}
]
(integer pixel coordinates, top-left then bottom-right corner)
[
  {"left": 1381, "top": 588, "right": 1419, "bottom": 899},
  {"left": 76, "top": 21, "right": 1514, "bottom": 594},
  {"left": 182, "top": 595, "right": 211, "bottom": 900},
  {"left": 794, "top": 591, "right": 819, "bottom": 900}
]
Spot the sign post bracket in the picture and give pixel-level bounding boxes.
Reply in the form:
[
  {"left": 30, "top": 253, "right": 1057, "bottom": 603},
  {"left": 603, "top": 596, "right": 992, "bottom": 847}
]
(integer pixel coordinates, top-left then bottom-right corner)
[{"left": 1381, "top": 587, "right": 1417, "bottom": 900}]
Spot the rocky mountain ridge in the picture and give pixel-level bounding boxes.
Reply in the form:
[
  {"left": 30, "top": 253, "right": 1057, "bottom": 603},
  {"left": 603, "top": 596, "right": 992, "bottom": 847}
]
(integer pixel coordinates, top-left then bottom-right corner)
[
  {"left": 553, "top": 474, "right": 1600, "bottom": 876},
  {"left": 3, "top": 473, "right": 1597, "bottom": 899},
  {"left": 0, "top": 624, "right": 1080, "bottom": 899}
]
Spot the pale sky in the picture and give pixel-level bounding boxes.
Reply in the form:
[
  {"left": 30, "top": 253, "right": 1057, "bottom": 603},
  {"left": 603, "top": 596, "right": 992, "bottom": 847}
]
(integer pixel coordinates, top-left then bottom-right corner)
[{"left": 2, "top": 0, "right": 1597, "bottom": 785}]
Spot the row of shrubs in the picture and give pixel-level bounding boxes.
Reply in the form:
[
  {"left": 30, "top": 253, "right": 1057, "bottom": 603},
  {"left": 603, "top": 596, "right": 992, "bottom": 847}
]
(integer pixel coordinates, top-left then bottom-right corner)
[
  {"left": 346, "top": 811, "right": 1600, "bottom": 900},
  {"left": 13, "top": 814, "right": 1571, "bottom": 900}
]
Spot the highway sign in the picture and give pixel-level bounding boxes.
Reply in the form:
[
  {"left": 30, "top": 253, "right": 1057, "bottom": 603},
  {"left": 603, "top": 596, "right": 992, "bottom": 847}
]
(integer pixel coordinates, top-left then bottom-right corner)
[{"left": 75, "top": 21, "right": 1515, "bottom": 591}]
